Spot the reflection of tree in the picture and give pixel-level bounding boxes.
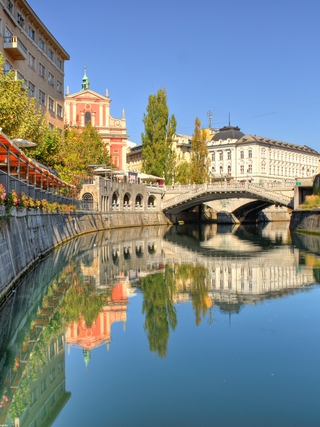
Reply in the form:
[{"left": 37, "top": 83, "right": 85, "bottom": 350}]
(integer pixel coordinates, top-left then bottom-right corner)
[
  {"left": 174, "top": 264, "right": 210, "bottom": 326},
  {"left": 140, "top": 266, "right": 177, "bottom": 358},
  {"left": 59, "top": 275, "right": 108, "bottom": 328}
]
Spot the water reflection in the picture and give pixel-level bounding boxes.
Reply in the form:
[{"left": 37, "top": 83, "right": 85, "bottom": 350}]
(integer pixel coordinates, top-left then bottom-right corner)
[{"left": 0, "top": 224, "right": 319, "bottom": 426}]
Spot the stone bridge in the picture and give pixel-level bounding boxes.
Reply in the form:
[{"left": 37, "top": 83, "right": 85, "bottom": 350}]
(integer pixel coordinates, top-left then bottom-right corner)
[{"left": 162, "top": 181, "right": 294, "bottom": 222}]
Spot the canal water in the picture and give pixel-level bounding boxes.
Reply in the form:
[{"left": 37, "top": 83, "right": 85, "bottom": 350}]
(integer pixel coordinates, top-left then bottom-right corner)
[{"left": 0, "top": 223, "right": 319, "bottom": 427}]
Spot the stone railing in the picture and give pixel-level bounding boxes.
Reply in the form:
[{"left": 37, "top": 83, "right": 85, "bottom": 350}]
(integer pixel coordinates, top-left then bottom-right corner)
[{"left": 163, "top": 182, "right": 293, "bottom": 211}]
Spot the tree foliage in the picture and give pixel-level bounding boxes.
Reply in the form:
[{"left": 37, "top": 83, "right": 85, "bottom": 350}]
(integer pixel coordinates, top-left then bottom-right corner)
[
  {"left": 140, "top": 265, "right": 177, "bottom": 358},
  {"left": 190, "top": 117, "right": 209, "bottom": 184},
  {"left": 142, "top": 88, "right": 176, "bottom": 182},
  {"left": 0, "top": 53, "right": 48, "bottom": 142},
  {"left": 53, "top": 123, "right": 111, "bottom": 187}
]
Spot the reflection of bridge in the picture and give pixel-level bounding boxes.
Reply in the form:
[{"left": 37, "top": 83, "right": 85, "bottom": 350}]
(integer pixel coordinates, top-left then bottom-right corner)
[{"left": 162, "top": 181, "right": 294, "bottom": 217}]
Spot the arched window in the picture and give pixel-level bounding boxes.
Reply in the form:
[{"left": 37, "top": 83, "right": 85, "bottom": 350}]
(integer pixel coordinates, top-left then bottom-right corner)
[
  {"left": 85, "top": 111, "right": 91, "bottom": 124},
  {"left": 82, "top": 192, "right": 93, "bottom": 210}
]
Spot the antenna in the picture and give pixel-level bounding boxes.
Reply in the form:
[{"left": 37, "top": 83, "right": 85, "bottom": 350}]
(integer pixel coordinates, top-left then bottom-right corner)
[
  {"left": 229, "top": 113, "right": 231, "bottom": 126},
  {"left": 207, "top": 109, "right": 213, "bottom": 129}
]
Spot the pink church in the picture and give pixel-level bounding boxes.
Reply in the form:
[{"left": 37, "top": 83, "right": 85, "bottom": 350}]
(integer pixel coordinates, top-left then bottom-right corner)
[{"left": 64, "top": 68, "right": 129, "bottom": 170}]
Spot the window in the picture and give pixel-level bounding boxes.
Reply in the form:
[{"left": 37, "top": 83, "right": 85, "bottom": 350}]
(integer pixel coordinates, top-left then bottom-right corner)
[
  {"left": 29, "top": 53, "right": 36, "bottom": 70},
  {"left": 56, "top": 80, "right": 62, "bottom": 93},
  {"left": 39, "top": 89, "right": 45, "bottom": 105},
  {"left": 240, "top": 165, "right": 244, "bottom": 174},
  {"left": 28, "top": 25, "right": 35, "bottom": 41},
  {"left": 219, "top": 151, "right": 223, "bottom": 161},
  {"left": 227, "top": 150, "right": 231, "bottom": 160},
  {"left": 7, "top": 0, "right": 13, "bottom": 14},
  {"left": 85, "top": 111, "right": 91, "bottom": 124},
  {"left": 17, "top": 12, "right": 25, "bottom": 28},
  {"left": 30, "top": 388, "right": 37, "bottom": 406},
  {"left": 48, "top": 47, "right": 54, "bottom": 61},
  {"left": 4, "top": 26, "right": 12, "bottom": 41},
  {"left": 248, "top": 164, "right": 252, "bottom": 173},
  {"left": 39, "top": 37, "right": 45, "bottom": 52},
  {"left": 39, "top": 63, "right": 45, "bottom": 78},
  {"left": 49, "top": 122, "right": 54, "bottom": 130},
  {"left": 227, "top": 165, "right": 231, "bottom": 174},
  {"left": 56, "top": 57, "right": 62, "bottom": 70},
  {"left": 57, "top": 104, "right": 63, "bottom": 118},
  {"left": 4, "top": 60, "right": 13, "bottom": 75},
  {"left": 40, "top": 378, "right": 47, "bottom": 394},
  {"left": 240, "top": 150, "right": 244, "bottom": 159},
  {"left": 211, "top": 152, "right": 215, "bottom": 161},
  {"left": 50, "top": 368, "right": 56, "bottom": 383},
  {"left": 248, "top": 149, "right": 252, "bottom": 158},
  {"left": 48, "top": 72, "right": 54, "bottom": 86},
  {"left": 48, "top": 97, "right": 54, "bottom": 111},
  {"left": 261, "top": 148, "right": 266, "bottom": 159},
  {"left": 0, "top": 18, "right": 3, "bottom": 36},
  {"left": 58, "top": 335, "right": 63, "bottom": 350},
  {"left": 49, "top": 341, "right": 55, "bottom": 359}
]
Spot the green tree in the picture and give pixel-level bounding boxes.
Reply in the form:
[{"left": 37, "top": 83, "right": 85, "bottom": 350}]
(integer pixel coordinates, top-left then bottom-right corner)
[
  {"left": 142, "top": 88, "right": 177, "bottom": 182},
  {"left": 140, "top": 265, "right": 177, "bottom": 358},
  {"left": 175, "top": 160, "right": 191, "bottom": 185},
  {"left": 54, "top": 122, "right": 111, "bottom": 187},
  {"left": 0, "top": 53, "right": 48, "bottom": 143},
  {"left": 190, "top": 117, "right": 209, "bottom": 184}
]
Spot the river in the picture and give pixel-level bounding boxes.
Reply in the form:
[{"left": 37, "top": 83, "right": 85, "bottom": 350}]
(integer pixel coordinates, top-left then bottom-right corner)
[{"left": 0, "top": 222, "right": 319, "bottom": 427}]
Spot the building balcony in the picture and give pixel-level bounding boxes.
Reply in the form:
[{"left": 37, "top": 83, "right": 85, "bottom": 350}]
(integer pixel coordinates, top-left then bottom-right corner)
[{"left": 3, "top": 36, "right": 27, "bottom": 60}]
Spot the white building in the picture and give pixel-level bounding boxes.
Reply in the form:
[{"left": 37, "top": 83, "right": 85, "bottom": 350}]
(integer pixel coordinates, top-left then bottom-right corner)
[{"left": 207, "top": 126, "right": 320, "bottom": 183}]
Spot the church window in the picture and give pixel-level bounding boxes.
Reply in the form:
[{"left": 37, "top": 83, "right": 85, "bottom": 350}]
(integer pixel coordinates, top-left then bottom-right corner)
[{"left": 85, "top": 111, "right": 91, "bottom": 124}]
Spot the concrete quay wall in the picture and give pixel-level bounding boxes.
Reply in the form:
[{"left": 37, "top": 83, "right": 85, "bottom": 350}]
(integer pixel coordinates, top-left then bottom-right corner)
[
  {"left": 290, "top": 210, "right": 320, "bottom": 233},
  {"left": 0, "top": 209, "right": 170, "bottom": 299}
]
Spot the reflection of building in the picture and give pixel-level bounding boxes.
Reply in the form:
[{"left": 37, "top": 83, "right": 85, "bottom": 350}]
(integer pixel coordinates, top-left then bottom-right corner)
[
  {"left": 17, "top": 334, "right": 70, "bottom": 427},
  {"left": 64, "top": 68, "right": 129, "bottom": 170},
  {"left": 163, "top": 225, "right": 317, "bottom": 311},
  {"left": 66, "top": 282, "right": 128, "bottom": 364},
  {"left": 0, "top": 0, "right": 70, "bottom": 129}
]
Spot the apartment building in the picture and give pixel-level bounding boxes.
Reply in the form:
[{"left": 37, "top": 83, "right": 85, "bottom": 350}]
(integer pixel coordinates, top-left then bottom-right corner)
[{"left": 0, "top": 0, "right": 70, "bottom": 130}]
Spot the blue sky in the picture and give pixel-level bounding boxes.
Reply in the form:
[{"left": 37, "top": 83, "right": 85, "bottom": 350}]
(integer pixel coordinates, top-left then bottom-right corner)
[{"left": 28, "top": 0, "right": 320, "bottom": 150}]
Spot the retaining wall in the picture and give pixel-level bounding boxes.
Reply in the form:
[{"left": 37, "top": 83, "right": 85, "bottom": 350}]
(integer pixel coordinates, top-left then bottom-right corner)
[
  {"left": 290, "top": 210, "right": 320, "bottom": 233},
  {"left": 0, "top": 209, "right": 170, "bottom": 299}
]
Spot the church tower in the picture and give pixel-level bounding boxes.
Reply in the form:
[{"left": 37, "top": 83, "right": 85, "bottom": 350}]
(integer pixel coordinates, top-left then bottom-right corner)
[{"left": 64, "top": 67, "right": 129, "bottom": 170}]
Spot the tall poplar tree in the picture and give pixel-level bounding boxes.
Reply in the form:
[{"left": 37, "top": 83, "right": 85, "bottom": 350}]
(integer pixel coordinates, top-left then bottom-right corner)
[
  {"left": 141, "top": 88, "right": 176, "bottom": 182},
  {"left": 190, "top": 117, "right": 209, "bottom": 184}
]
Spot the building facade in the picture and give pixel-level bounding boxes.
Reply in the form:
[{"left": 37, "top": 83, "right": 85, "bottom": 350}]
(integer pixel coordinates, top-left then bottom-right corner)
[
  {"left": 65, "top": 69, "right": 129, "bottom": 170},
  {"left": 0, "top": 0, "right": 70, "bottom": 130},
  {"left": 207, "top": 126, "right": 320, "bottom": 183}
]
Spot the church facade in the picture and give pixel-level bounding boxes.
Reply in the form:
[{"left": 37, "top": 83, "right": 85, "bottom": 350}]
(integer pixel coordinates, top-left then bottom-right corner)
[{"left": 64, "top": 68, "right": 129, "bottom": 170}]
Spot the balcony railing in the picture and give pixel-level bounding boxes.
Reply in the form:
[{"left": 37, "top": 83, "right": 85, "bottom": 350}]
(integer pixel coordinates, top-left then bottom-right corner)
[{"left": 3, "top": 36, "right": 27, "bottom": 60}]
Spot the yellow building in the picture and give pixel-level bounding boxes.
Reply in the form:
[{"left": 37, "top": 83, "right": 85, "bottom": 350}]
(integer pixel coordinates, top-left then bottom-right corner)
[{"left": 0, "top": 0, "right": 70, "bottom": 130}]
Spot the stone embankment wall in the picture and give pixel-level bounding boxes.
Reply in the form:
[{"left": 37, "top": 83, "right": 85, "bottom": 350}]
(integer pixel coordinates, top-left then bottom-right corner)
[
  {"left": 0, "top": 209, "right": 170, "bottom": 299},
  {"left": 290, "top": 210, "right": 320, "bottom": 233}
]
